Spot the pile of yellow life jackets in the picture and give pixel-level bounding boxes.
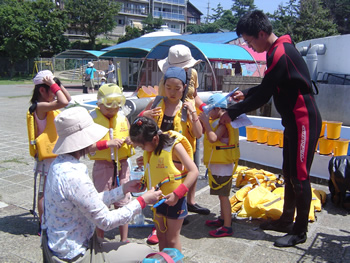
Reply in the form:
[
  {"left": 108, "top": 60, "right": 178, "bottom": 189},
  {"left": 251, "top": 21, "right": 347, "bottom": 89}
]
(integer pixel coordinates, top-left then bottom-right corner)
[{"left": 230, "top": 166, "right": 326, "bottom": 222}]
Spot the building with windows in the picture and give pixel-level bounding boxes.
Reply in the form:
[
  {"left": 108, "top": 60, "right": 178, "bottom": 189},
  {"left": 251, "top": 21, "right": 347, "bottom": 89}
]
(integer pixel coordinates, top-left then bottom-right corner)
[
  {"left": 56, "top": 0, "right": 201, "bottom": 40},
  {"left": 187, "top": 1, "right": 202, "bottom": 26},
  {"left": 113, "top": 0, "right": 202, "bottom": 37}
]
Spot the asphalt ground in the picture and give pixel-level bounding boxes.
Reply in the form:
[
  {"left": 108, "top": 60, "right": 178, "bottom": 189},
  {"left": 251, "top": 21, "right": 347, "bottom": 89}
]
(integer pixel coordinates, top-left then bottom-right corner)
[{"left": 0, "top": 84, "right": 349, "bottom": 263}]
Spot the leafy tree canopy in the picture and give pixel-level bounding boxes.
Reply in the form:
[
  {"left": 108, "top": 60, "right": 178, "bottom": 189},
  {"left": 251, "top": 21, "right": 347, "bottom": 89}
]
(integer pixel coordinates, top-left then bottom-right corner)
[
  {"left": 65, "top": 0, "right": 120, "bottom": 50},
  {"left": 0, "top": 0, "right": 69, "bottom": 76},
  {"left": 293, "top": 0, "right": 338, "bottom": 42},
  {"left": 322, "top": 0, "right": 350, "bottom": 34},
  {"left": 142, "top": 14, "right": 164, "bottom": 34},
  {"left": 118, "top": 26, "right": 142, "bottom": 43}
]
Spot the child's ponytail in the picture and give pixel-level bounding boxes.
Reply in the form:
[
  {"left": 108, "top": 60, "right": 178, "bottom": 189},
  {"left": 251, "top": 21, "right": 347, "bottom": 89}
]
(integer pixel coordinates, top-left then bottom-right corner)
[{"left": 130, "top": 117, "right": 174, "bottom": 155}]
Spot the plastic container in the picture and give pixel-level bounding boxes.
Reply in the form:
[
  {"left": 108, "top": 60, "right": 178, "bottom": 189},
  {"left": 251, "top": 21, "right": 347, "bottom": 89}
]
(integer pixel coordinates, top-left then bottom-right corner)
[
  {"left": 129, "top": 165, "right": 146, "bottom": 197},
  {"left": 142, "top": 248, "right": 184, "bottom": 263},
  {"left": 256, "top": 127, "right": 269, "bottom": 144},
  {"left": 277, "top": 130, "right": 284, "bottom": 148},
  {"left": 318, "top": 137, "right": 333, "bottom": 155},
  {"left": 319, "top": 121, "right": 326, "bottom": 138},
  {"left": 333, "top": 138, "right": 349, "bottom": 156},
  {"left": 326, "top": 121, "right": 342, "bottom": 140},
  {"left": 267, "top": 129, "right": 279, "bottom": 146},
  {"left": 246, "top": 126, "right": 258, "bottom": 142}
]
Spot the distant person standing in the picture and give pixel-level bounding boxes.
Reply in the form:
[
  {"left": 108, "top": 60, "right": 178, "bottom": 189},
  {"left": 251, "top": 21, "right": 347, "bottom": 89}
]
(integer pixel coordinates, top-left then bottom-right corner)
[
  {"left": 220, "top": 10, "right": 322, "bottom": 247},
  {"left": 107, "top": 59, "right": 116, "bottom": 83},
  {"left": 84, "top": 62, "right": 102, "bottom": 93}
]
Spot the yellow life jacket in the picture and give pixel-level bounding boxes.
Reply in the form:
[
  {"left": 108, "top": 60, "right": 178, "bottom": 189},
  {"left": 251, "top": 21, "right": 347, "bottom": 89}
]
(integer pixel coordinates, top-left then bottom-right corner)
[
  {"left": 203, "top": 118, "right": 240, "bottom": 165},
  {"left": 152, "top": 97, "right": 196, "bottom": 151},
  {"left": 26, "top": 110, "right": 60, "bottom": 161},
  {"left": 143, "top": 130, "right": 193, "bottom": 195},
  {"left": 88, "top": 108, "right": 134, "bottom": 161}
]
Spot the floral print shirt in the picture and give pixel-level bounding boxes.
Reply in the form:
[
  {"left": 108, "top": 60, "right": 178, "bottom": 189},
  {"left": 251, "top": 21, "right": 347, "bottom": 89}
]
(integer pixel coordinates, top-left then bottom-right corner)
[{"left": 42, "top": 154, "right": 141, "bottom": 260}]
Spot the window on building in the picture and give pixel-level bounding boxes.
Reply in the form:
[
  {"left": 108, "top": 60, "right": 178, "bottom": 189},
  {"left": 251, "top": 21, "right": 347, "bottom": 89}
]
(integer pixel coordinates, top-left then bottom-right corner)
[{"left": 188, "top": 17, "right": 197, "bottom": 24}]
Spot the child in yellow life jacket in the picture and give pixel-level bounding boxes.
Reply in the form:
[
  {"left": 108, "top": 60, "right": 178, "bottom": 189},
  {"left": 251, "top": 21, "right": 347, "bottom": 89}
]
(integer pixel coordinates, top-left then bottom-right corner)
[
  {"left": 156, "top": 46, "right": 209, "bottom": 215},
  {"left": 130, "top": 116, "right": 199, "bottom": 252},
  {"left": 139, "top": 66, "right": 207, "bottom": 244},
  {"left": 27, "top": 70, "right": 71, "bottom": 235},
  {"left": 199, "top": 93, "right": 240, "bottom": 237},
  {"left": 88, "top": 84, "right": 134, "bottom": 241}
]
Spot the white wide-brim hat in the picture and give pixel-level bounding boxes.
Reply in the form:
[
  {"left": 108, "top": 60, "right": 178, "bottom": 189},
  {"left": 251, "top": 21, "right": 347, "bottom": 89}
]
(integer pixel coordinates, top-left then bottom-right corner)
[
  {"left": 53, "top": 107, "right": 108, "bottom": 154},
  {"left": 88, "top": 62, "right": 94, "bottom": 67},
  {"left": 158, "top": 44, "right": 202, "bottom": 73},
  {"left": 33, "top": 70, "right": 54, "bottom": 85}
]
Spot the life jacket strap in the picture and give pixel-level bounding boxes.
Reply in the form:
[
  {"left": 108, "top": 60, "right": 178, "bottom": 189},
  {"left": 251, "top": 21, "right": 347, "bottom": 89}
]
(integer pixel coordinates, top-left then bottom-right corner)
[
  {"left": 157, "top": 171, "right": 188, "bottom": 188},
  {"left": 215, "top": 143, "right": 239, "bottom": 150}
]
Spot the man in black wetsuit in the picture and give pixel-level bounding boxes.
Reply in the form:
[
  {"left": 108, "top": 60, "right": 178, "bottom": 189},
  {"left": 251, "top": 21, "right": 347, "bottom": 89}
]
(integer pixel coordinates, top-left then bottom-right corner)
[{"left": 220, "top": 10, "right": 322, "bottom": 247}]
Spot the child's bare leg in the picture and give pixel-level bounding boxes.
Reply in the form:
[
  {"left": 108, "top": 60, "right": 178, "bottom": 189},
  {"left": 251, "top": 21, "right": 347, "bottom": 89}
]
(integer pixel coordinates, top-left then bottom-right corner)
[
  {"left": 219, "top": 195, "right": 232, "bottom": 227},
  {"left": 154, "top": 214, "right": 167, "bottom": 251},
  {"left": 38, "top": 174, "right": 46, "bottom": 223},
  {"left": 165, "top": 218, "right": 183, "bottom": 252}
]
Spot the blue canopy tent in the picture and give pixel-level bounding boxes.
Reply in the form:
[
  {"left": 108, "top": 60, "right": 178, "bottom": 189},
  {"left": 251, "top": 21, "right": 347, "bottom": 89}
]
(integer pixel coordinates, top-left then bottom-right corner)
[
  {"left": 55, "top": 50, "right": 106, "bottom": 59},
  {"left": 140, "top": 39, "right": 255, "bottom": 90}
]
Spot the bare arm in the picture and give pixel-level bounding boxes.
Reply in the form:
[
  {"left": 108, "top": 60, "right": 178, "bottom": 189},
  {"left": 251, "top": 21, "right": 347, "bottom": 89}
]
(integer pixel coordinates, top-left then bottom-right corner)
[{"left": 35, "top": 76, "right": 70, "bottom": 119}]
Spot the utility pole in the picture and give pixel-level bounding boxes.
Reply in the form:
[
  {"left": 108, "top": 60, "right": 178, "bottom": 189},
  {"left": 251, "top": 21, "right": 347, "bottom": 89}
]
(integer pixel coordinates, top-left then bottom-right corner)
[{"left": 206, "top": 1, "right": 210, "bottom": 24}]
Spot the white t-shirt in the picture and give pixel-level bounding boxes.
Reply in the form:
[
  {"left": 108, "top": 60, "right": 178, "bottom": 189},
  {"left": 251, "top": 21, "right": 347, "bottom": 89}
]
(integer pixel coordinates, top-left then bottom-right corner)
[{"left": 107, "top": 63, "right": 115, "bottom": 79}]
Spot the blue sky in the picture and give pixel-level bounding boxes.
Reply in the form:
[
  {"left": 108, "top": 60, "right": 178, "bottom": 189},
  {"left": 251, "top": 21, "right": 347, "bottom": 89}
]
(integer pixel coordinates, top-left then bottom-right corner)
[{"left": 191, "top": 0, "right": 287, "bottom": 17}]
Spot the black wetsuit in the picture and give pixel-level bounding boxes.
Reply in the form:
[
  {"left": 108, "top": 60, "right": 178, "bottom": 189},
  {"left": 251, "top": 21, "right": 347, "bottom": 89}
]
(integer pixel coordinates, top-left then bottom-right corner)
[{"left": 227, "top": 35, "right": 322, "bottom": 234}]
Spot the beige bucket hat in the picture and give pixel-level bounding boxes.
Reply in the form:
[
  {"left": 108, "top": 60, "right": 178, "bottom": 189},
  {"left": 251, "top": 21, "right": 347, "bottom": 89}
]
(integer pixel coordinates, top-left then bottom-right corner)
[
  {"left": 158, "top": 44, "right": 202, "bottom": 73},
  {"left": 53, "top": 107, "right": 108, "bottom": 154}
]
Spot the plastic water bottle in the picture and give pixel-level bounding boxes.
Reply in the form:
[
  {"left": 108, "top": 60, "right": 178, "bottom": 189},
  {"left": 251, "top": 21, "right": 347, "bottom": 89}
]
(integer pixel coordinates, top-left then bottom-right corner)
[
  {"left": 133, "top": 212, "right": 145, "bottom": 225},
  {"left": 142, "top": 248, "right": 184, "bottom": 263}
]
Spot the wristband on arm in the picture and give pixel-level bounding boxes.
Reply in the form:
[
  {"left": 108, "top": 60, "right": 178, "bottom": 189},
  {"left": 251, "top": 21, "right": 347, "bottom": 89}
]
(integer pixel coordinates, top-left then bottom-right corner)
[
  {"left": 199, "top": 103, "right": 206, "bottom": 112},
  {"left": 173, "top": 183, "right": 189, "bottom": 199},
  {"left": 50, "top": 83, "right": 61, "bottom": 95},
  {"left": 137, "top": 196, "right": 146, "bottom": 209},
  {"left": 96, "top": 140, "right": 108, "bottom": 150},
  {"left": 138, "top": 110, "right": 145, "bottom": 117}
]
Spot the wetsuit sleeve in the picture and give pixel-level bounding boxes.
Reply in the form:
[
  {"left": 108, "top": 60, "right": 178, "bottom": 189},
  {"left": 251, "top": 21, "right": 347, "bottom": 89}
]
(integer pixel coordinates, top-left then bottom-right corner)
[{"left": 227, "top": 48, "right": 287, "bottom": 121}]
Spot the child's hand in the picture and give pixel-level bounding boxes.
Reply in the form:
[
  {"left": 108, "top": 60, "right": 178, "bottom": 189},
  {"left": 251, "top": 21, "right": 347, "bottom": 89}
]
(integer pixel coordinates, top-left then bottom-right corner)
[
  {"left": 43, "top": 75, "right": 55, "bottom": 86},
  {"left": 143, "top": 107, "right": 161, "bottom": 118},
  {"left": 183, "top": 101, "right": 195, "bottom": 113},
  {"left": 124, "top": 137, "right": 132, "bottom": 145},
  {"left": 108, "top": 138, "right": 124, "bottom": 149},
  {"left": 219, "top": 112, "right": 232, "bottom": 125},
  {"left": 164, "top": 192, "right": 179, "bottom": 206}
]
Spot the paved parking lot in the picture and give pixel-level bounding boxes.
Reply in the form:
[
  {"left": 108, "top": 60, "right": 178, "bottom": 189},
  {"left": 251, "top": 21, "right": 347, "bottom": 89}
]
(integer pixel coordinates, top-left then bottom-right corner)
[{"left": 0, "top": 84, "right": 349, "bottom": 262}]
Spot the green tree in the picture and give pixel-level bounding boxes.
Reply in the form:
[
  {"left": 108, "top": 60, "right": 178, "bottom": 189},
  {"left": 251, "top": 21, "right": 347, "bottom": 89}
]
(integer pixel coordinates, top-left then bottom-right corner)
[
  {"left": 322, "top": 0, "right": 350, "bottom": 34},
  {"left": 215, "top": 10, "right": 237, "bottom": 31},
  {"left": 117, "top": 26, "right": 142, "bottom": 43},
  {"left": 30, "top": 0, "right": 69, "bottom": 57},
  {"left": 186, "top": 23, "right": 220, "bottom": 34},
  {"left": 293, "top": 0, "right": 338, "bottom": 42},
  {"left": 230, "top": 0, "right": 257, "bottom": 29},
  {"left": 0, "top": 0, "right": 40, "bottom": 77},
  {"left": 209, "top": 3, "right": 225, "bottom": 22},
  {"left": 269, "top": 0, "right": 299, "bottom": 38},
  {"left": 141, "top": 14, "right": 164, "bottom": 34},
  {"left": 65, "top": 0, "right": 120, "bottom": 50}
]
